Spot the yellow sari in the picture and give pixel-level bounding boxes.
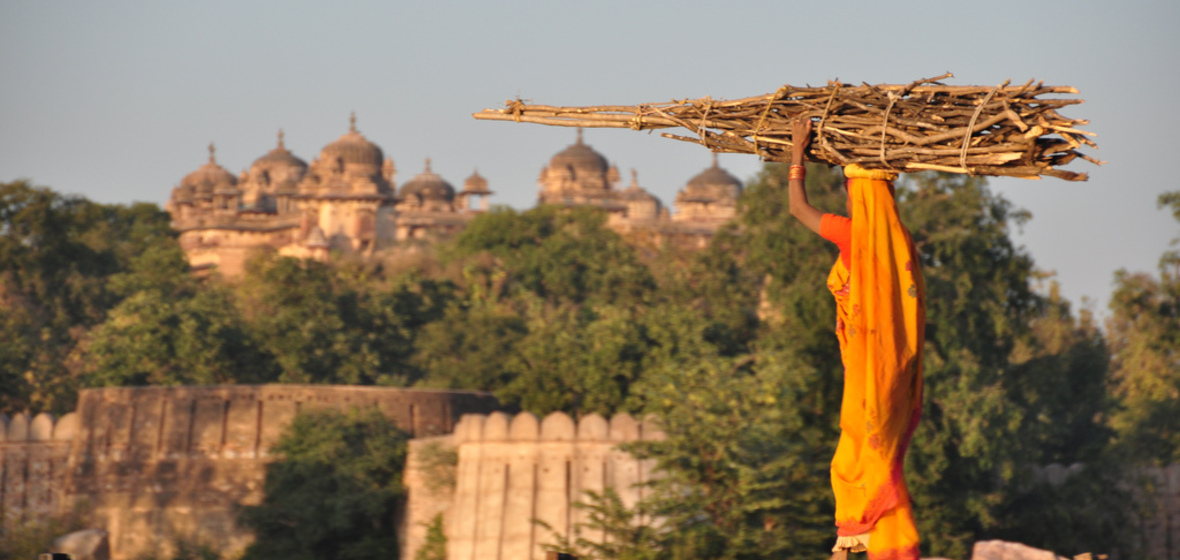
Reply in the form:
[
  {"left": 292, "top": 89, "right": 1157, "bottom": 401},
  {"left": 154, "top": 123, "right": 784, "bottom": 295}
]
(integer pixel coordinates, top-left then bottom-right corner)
[{"left": 826, "top": 165, "right": 925, "bottom": 560}]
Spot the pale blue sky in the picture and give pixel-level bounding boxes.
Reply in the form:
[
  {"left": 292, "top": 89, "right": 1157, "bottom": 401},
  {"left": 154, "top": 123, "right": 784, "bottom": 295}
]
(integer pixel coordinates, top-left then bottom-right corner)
[{"left": 2, "top": 0, "right": 1177, "bottom": 315}]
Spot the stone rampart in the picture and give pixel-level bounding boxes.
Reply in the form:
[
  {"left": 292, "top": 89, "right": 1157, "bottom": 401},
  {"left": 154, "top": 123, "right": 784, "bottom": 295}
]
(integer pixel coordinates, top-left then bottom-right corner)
[
  {"left": 1, "top": 412, "right": 78, "bottom": 524},
  {"left": 403, "top": 411, "right": 663, "bottom": 560},
  {"left": 2, "top": 384, "right": 499, "bottom": 560}
]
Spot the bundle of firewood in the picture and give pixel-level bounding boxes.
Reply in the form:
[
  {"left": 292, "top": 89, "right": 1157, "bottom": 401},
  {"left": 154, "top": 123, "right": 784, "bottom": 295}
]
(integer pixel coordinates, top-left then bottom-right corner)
[{"left": 473, "top": 73, "right": 1100, "bottom": 181}]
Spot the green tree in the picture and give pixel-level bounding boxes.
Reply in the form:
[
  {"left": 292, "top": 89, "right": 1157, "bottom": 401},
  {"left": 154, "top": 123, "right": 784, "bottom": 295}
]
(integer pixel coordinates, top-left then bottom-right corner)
[
  {"left": 445, "top": 205, "right": 657, "bottom": 306},
  {"left": 1107, "top": 191, "right": 1180, "bottom": 464},
  {"left": 238, "top": 407, "right": 409, "bottom": 560},
  {"left": 496, "top": 302, "right": 653, "bottom": 415},
  {"left": 627, "top": 351, "right": 834, "bottom": 560},
  {"left": 77, "top": 285, "right": 274, "bottom": 387},
  {"left": 0, "top": 180, "right": 176, "bottom": 413},
  {"left": 238, "top": 255, "right": 452, "bottom": 385}
]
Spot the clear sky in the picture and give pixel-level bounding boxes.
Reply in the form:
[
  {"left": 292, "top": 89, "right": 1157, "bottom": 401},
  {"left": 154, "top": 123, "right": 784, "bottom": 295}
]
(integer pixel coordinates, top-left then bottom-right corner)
[{"left": 2, "top": 0, "right": 1176, "bottom": 316}]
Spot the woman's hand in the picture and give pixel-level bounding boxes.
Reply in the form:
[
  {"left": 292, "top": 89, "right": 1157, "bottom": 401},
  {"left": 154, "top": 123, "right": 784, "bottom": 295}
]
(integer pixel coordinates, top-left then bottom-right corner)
[{"left": 792, "top": 118, "right": 813, "bottom": 165}]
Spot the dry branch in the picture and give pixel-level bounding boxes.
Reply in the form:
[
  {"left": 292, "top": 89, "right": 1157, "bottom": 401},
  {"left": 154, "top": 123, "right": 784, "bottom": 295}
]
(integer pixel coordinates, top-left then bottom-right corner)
[{"left": 473, "top": 73, "right": 1100, "bottom": 181}]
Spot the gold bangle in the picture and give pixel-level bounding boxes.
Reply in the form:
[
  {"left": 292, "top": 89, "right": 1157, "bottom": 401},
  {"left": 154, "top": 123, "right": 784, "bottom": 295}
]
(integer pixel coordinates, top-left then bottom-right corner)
[{"left": 789, "top": 165, "right": 806, "bottom": 181}]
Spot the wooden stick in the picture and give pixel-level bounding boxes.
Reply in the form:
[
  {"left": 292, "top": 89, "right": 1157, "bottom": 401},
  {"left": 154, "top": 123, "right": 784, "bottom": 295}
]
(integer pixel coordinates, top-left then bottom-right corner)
[{"left": 472, "top": 76, "right": 1098, "bottom": 181}]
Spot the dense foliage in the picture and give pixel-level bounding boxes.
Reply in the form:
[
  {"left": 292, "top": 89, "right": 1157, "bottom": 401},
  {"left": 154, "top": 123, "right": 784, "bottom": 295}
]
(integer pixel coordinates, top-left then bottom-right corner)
[
  {"left": 1106, "top": 191, "right": 1180, "bottom": 465},
  {"left": 238, "top": 407, "right": 409, "bottom": 560},
  {"left": 0, "top": 177, "right": 1171, "bottom": 559}
]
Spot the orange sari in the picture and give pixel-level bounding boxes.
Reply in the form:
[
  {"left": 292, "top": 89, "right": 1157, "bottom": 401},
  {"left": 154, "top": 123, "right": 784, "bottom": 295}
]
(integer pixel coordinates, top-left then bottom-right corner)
[{"left": 826, "top": 165, "right": 925, "bottom": 560}]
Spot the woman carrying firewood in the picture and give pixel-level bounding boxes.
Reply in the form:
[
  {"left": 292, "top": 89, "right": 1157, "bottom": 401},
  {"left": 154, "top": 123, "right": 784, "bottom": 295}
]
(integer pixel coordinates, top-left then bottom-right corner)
[{"left": 787, "top": 118, "right": 926, "bottom": 560}]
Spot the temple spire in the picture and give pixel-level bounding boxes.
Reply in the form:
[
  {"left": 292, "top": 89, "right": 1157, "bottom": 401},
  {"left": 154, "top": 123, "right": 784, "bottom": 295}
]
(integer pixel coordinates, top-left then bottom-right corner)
[
  {"left": 576, "top": 127, "right": 584, "bottom": 145},
  {"left": 349, "top": 111, "right": 357, "bottom": 133},
  {"left": 208, "top": 142, "right": 216, "bottom": 163},
  {"left": 425, "top": 157, "right": 432, "bottom": 173},
  {"left": 277, "top": 129, "right": 285, "bottom": 150},
  {"left": 712, "top": 152, "right": 719, "bottom": 168},
  {"left": 630, "top": 168, "right": 639, "bottom": 187}
]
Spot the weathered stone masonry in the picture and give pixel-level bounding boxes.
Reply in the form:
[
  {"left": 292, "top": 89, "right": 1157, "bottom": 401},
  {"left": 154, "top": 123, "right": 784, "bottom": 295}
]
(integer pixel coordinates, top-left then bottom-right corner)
[
  {"left": 6, "top": 386, "right": 1180, "bottom": 560},
  {"left": 1, "top": 385, "right": 499, "bottom": 559},
  {"left": 401, "top": 411, "right": 662, "bottom": 560}
]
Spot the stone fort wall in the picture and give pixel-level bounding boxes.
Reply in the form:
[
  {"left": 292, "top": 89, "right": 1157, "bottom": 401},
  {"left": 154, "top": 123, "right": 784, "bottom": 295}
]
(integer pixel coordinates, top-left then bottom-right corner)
[
  {"left": 1, "top": 385, "right": 500, "bottom": 560},
  {"left": 1, "top": 412, "right": 78, "bottom": 525},
  {"left": 5, "top": 387, "right": 1180, "bottom": 560},
  {"left": 400, "top": 411, "right": 663, "bottom": 560}
]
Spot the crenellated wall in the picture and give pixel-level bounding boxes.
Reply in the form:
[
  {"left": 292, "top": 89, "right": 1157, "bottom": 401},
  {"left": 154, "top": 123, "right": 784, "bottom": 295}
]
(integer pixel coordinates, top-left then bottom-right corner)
[
  {"left": 1, "top": 384, "right": 500, "bottom": 560},
  {"left": 9, "top": 387, "right": 1180, "bottom": 560},
  {"left": 0, "top": 412, "right": 78, "bottom": 524},
  {"left": 400, "top": 411, "right": 664, "bottom": 560}
]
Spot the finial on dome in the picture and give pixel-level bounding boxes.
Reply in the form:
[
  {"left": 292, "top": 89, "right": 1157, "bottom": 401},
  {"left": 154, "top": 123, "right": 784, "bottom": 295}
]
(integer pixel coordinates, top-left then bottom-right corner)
[
  {"left": 576, "top": 127, "right": 584, "bottom": 145},
  {"left": 425, "top": 157, "right": 432, "bottom": 173},
  {"left": 277, "top": 129, "right": 285, "bottom": 150},
  {"left": 712, "top": 152, "right": 719, "bottom": 168},
  {"left": 208, "top": 142, "right": 216, "bottom": 163},
  {"left": 630, "top": 168, "right": 639, "bottom": 187},
  {"left": 350, "top": 111, "right": 357, "bottom": 133}
]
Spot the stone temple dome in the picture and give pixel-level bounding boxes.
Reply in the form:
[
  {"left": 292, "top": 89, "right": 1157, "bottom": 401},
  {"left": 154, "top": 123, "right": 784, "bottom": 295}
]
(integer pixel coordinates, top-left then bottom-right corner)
[
  {"left": 400, "top": 159, "right": 455, "bottom": 202},
  {"left": 318, "top": 114, "right": 384, "bottom": 167},
  {"left": 681, "top": 154, "right": 742, "bottom": 201},
  {"left": 547, "top": 128, "right": 608, "bottom": 176},
  {"left": 252, "top": 130, "right": 307, "bottom": 174},
  {"left": 180, "top": 143, "right": 238, "bottom": 196}
]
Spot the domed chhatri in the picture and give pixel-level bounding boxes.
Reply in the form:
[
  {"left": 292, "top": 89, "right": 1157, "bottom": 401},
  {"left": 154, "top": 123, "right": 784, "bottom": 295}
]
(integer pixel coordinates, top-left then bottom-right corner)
[
  {"left": 547, "top": 128, "right": 609, "bottom": 176},
  {"left": 181, "top": 143, "right": 238, "bottom": 196},
  {"left": 538, "top": 129, "right": 622, "bottom": 204},
  {"left": 673, "top": 153, "right": 741, "bottom": 226},
  {"left": 679, "top": 153, "right": 742, "bottom": 202},
  {"left": 319, "top": 112, "right": 385, "bottom": 168},
  {"left": 252, "top": 130, "right": 308, "bottom": 173},
  {"left": 400, "top": 158, "right": 456, "bottom": 202},
  {"left": 463, "top": 169, "right": 490, "bottom": 194},
  {"left": 238, "top": 130, "right": 308, "bottom": 213}
]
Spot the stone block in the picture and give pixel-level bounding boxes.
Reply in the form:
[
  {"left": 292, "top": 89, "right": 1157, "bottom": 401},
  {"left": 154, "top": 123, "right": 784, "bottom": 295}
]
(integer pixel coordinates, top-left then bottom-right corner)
[
  {"left": 577, "top": 413, "right": 608, "bottom": 441},
  {"left": 449, "top": 437, "right": 484, "bottom": 560},
  {"left": 3, "top": 446, "right": 28, "bottom": 522},
  {"left": 609, "top": 412, "right": 638, "bottom": 441},
  {"left": 454, "top": 414, "right": 485, "bottom": 444},
  {"left": 129, "top": 392, "right": 165, "bottom": 461},
  {"left": 541, "top": 412, "right": 575, "bottom": 441},
  {"left": 475, "top": 445, "right": 510, "bottom": 559},
  {"left": 971, "top": 540, "right": 1065, "bottom": 560},
  {"left": 30, "top": 412, "right": 55, "bottom": 441},
  {"left": 534, "top": 444, "right": 574, "bottom": 558},
  {"left": 161, "top": 396, "right": 195, "bottom": 459},
  {"left": 483, "top": 412, "right": 510, "bottom": 441},
  {"left": 50, "top": 529, "right": 111, "bottom": 560},
  {"left": 223, "top": 393, "right": 260, "bottom": 459},
  {"left": 9, "top": 412, "right": 29, "bottom": 441},
  {"left": 54, "top": 412, "right": 78, "bottom": 441},
  {"left": 510, "top": 412, "right": 539, "bottom": 441},
  {"left": 258, "top": 393, "right": 297, "bottom": 455},
  {"left": 499, "top": 445, "right": 536, "bottom": 560},
  {"left": 191, "top": 394, "right": 228, "bottom": 457},
  {"left": 103, "top": 399, "right": 133, "bottom": 460}
]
